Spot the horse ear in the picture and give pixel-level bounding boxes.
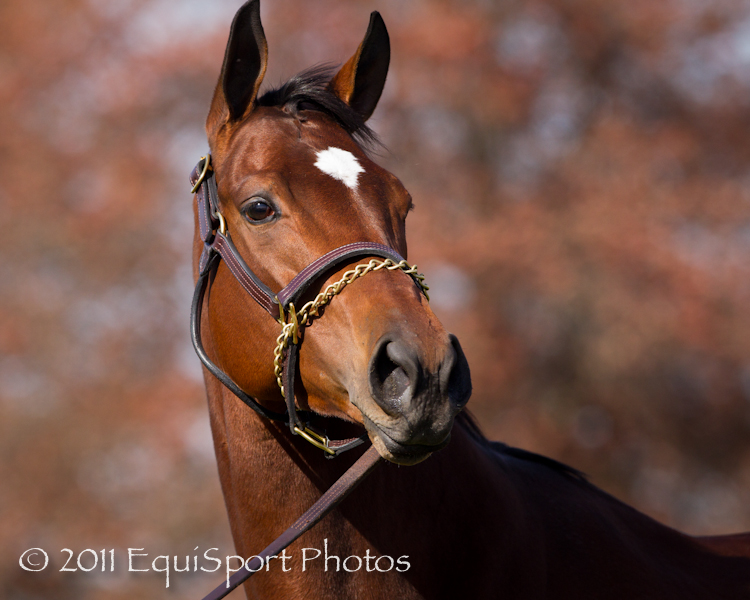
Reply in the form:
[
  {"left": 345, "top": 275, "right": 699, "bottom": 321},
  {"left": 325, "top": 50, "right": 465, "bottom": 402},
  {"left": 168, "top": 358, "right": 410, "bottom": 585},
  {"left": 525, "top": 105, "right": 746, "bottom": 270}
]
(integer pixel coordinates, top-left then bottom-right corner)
[
  {"left": 207, "top": 0, "right": 268, "bottom": 133},
  {"left": 329, "top": 11, "right": 390, "bottom": 121}
]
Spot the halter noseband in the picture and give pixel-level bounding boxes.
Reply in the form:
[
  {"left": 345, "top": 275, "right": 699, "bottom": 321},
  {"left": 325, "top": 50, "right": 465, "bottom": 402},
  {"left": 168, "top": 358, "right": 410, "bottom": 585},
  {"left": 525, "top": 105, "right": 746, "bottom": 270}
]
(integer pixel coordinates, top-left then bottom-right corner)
[{"left": 189, "top": 155, "right": 429, "bottom": 457}]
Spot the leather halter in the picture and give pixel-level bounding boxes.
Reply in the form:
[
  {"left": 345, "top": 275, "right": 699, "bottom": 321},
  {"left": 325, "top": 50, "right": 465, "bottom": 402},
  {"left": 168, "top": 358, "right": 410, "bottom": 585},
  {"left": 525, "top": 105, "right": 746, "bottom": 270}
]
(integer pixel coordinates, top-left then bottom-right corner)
[
  {"left": 190, "top": 154, "right": 430, "bottom": 599},
  {"left": 189, "top": 155, "right": 427, "bottom": 456}
]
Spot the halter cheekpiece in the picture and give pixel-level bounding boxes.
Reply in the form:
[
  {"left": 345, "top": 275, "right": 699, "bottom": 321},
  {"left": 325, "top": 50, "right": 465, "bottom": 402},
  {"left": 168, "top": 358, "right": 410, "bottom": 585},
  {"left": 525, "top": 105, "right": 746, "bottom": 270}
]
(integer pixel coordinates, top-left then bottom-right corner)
[{"left": 189, "top": 155, "right": 429, "bottom": 457}]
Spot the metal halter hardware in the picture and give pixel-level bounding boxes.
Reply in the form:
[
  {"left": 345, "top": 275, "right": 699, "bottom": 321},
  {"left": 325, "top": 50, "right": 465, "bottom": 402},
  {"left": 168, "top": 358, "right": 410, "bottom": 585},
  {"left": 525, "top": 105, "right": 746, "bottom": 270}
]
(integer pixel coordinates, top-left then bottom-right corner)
[{"left": 189, "top": 155, "right": 430, "bottom": 457}]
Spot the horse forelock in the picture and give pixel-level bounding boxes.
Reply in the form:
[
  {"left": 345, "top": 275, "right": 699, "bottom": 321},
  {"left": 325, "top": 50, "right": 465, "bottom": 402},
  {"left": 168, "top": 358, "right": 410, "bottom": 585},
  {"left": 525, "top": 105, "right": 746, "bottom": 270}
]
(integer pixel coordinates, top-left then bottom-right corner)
[{"left": 256, "top": 65, "right": 381, "bottom": 152}]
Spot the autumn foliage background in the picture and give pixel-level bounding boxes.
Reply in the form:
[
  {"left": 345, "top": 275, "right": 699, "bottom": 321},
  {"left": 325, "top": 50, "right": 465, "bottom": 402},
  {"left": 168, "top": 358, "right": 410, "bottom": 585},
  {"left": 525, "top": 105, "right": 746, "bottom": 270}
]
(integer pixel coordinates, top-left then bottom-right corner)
[{"left": 3, "top": 0, "right": 750, "bottom": 597}]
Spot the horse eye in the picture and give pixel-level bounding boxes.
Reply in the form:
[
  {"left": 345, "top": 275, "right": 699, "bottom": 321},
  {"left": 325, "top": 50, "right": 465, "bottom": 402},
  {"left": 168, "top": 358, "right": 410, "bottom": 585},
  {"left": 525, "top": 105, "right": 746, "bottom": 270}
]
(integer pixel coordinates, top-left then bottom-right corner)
[{"left": 242, "top": 199, "right": 275, "bottom": 223}]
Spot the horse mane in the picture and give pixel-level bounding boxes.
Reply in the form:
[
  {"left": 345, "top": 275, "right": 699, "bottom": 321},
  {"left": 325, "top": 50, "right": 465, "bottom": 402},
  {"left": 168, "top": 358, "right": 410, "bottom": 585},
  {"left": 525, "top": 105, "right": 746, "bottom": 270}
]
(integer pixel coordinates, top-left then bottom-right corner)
[
  {"left": 455, "top": 411, "right": 590, "bottom": 484},
  {"left": 257, "top": 65, "right": 381, "bottom": 150}
]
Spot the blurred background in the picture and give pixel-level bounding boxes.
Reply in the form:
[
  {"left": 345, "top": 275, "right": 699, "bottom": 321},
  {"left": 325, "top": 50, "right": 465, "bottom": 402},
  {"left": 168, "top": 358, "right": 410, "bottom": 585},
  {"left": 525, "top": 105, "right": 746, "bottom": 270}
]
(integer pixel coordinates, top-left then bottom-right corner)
[{"left": 3, "top": 0, "right": 750, "bottom": 597}]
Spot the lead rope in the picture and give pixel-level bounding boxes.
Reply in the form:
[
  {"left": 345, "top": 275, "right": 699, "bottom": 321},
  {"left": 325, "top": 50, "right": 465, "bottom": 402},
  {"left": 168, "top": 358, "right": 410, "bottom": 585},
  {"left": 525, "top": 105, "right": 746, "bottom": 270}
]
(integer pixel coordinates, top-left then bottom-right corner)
[{"left": 200, "top": 445, "right": 382, "bottom": 600}]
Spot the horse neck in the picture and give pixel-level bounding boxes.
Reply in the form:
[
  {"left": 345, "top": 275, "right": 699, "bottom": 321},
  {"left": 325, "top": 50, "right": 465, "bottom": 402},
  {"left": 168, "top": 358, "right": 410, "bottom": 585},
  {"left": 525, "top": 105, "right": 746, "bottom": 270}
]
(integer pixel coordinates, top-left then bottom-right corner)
[
  {"left": 205, "top": 374, "right": 524, "bottom": 528},
  {"left": 203, "top": 378, "right": 320, "bottom": 544},
  {"left": 204, "top": 375, "right": 750, "bottom": 599},
  {"left": 203, "top": 377, "right": 540, "bottom": 597}
]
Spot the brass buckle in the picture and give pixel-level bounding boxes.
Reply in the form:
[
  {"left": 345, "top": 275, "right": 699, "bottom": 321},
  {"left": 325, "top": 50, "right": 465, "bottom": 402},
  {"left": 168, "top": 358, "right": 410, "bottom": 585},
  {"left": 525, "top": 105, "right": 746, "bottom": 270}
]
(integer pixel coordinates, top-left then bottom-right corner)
[
  {"left": 294, "top": 425, "right": 335, "bottom": 456},
  {"left": 191, "top": 155, "right": 212, "bottom": 194},
  {"left": 277, "top": 301, "right": 299, "bottom": 345},
  {"left": 214, "top": 211, "right": 227, "bottom": 235}
]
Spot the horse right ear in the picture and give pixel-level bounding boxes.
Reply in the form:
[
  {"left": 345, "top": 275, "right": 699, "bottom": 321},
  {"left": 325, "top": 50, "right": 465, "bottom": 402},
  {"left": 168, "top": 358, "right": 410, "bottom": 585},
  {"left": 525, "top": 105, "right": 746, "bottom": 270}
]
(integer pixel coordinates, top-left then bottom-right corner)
[
  {"left": 206, "top": 0, "right": 268, "bottom": 136},
  {"left": 329, "top": 11, "right": 390, "bottom": 121}
]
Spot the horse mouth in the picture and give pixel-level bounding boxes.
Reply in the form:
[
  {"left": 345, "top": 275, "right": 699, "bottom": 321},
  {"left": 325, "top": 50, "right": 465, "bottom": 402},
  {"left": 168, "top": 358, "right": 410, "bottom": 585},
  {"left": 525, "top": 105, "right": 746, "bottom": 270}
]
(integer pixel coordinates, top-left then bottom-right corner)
[{"left": 362, "top": 415, "right": 451, "bottom": 465}]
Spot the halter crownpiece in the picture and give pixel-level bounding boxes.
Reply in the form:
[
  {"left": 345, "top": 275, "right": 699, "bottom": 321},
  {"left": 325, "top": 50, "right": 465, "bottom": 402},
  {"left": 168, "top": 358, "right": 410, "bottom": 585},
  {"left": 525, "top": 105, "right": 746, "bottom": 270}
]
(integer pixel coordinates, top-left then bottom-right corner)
[{"left": 189, "top": 155, "right": 430, "bottom": 456}]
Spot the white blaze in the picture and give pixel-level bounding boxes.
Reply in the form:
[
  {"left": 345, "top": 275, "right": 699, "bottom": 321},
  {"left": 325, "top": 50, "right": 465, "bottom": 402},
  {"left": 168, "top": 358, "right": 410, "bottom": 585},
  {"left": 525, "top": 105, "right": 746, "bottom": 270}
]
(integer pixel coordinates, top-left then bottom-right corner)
[{"left": 314, "top": 147, "right": 364, "bottom": 190}]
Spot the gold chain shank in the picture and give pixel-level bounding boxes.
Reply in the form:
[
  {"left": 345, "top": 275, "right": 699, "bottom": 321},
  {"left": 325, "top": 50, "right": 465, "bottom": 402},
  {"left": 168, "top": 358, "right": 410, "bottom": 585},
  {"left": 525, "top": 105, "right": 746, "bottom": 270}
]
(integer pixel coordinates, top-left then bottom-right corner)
[{"left": 273, "top": 258, "right": 429, "bottom": 398}]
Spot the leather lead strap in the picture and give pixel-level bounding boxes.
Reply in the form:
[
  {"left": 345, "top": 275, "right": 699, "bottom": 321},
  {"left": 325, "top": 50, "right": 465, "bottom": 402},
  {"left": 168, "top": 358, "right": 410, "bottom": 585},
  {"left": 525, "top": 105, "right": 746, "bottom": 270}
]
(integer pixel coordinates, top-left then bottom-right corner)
[{"left": 200, "top": 445, "right": 382, "bottom": 600}]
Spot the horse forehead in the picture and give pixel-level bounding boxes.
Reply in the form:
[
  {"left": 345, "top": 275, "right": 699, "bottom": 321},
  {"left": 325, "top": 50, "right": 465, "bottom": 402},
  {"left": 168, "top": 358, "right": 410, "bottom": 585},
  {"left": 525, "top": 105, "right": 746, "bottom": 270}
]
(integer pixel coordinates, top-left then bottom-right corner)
[
  {"left": 224, "top": 111, "right": 389, "bottom": 194},
  {"left": 227, "top": 113, "right": 301, "bottom": 166},
  {"left": 228, "top": 113, "right": 358, "bottom": 165}
]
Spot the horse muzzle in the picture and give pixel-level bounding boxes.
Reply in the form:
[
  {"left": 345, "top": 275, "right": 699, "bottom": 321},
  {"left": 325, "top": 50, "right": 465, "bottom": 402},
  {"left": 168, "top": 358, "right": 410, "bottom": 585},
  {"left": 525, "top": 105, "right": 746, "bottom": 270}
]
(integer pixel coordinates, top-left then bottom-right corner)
[{"left": 355, "top": 332, "right": 472, "bottom": 465}]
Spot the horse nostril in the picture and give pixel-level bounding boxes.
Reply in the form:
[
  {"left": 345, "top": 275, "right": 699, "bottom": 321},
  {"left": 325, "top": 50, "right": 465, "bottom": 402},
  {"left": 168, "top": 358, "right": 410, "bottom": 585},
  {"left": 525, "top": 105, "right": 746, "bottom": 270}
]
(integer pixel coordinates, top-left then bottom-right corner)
[
  {"left": 376, "top": 355, "right": 410, "bottom": 399},
  {"left": 369, "top": 338, "right": 419, "bottom": 414}
]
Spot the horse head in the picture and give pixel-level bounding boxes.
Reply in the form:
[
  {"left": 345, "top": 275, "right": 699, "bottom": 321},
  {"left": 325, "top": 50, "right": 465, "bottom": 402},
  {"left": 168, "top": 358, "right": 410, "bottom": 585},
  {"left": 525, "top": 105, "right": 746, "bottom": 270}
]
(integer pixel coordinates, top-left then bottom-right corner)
[{"left": 194, "top": 0, "right": 471, "bottom": 465}]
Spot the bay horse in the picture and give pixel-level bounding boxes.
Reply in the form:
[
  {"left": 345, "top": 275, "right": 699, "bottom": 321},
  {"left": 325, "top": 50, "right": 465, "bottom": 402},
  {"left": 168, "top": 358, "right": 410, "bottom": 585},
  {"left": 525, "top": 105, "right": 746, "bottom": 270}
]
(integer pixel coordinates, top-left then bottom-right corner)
[{"left": 192, "top": 1, "right": 750, "bottom": 598}]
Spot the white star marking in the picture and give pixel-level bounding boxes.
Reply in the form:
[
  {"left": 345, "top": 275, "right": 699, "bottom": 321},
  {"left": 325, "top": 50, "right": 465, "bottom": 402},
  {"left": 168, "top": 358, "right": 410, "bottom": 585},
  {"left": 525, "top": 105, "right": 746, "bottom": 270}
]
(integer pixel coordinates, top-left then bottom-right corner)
[{"left": 314, "top": 147, "right": 364, "bottom": 190}]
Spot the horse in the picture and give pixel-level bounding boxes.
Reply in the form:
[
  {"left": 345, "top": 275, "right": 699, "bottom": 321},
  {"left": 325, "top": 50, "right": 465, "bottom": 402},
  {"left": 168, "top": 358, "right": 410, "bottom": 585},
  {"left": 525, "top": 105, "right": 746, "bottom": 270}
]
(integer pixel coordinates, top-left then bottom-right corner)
[{"left": 191, "top": 1, "right": 750, "bottom": 598}]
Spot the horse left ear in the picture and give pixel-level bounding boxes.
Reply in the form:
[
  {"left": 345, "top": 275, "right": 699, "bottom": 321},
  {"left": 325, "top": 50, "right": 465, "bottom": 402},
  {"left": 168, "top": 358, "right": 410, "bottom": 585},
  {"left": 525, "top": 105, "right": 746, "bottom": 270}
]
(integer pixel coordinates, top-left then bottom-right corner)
[
  {"left": 206, "top": 0, "right": 268, "bottom": 137},
  {"left": 329, "top": 11, "right": 390, "bottom": 121}
]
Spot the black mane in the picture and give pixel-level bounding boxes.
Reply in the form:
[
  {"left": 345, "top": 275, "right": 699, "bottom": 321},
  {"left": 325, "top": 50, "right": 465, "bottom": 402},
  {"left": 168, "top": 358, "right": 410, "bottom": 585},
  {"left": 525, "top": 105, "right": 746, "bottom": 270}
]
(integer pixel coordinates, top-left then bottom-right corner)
[
  {"left": 257, "top": 65, "right": 380, "bottom": 150},
  {"left": 456, "top": 411, "right": 589, "bottom": 483}
]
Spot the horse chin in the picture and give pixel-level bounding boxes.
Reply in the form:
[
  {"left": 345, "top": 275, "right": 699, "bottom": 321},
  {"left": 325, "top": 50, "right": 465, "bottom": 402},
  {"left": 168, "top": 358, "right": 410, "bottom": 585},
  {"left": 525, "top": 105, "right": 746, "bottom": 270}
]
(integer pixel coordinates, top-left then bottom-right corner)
[{"left": 362, "top": 415, "right": 452, "bottom": 466}]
